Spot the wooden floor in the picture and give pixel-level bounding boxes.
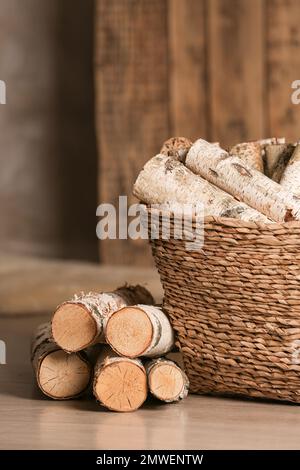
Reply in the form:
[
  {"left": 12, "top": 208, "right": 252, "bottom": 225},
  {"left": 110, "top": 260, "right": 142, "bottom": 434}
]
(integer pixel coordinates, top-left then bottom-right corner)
[{"left": 1, "top": 313, "right": 300, "bottom": 450}]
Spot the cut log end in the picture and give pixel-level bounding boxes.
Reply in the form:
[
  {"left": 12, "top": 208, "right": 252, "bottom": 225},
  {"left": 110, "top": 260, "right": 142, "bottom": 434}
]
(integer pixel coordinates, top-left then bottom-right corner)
[
  {"left": 52, "top": 302, "right": 97, "bottom": 352},
  {"left": 38, "top": 350, "right": 91, "bottom": 399},
  {"left": 106, "top": 306, "right": 153, "bottom": 358},
  {"left": 94, "top": 360, "right": 147, "bottom": 412},
  {"left": 148, "top": 361, "right": 188, "bottom": 402},
  {"left": 160, "top": 136, "right": 193, "bottom": 163}
]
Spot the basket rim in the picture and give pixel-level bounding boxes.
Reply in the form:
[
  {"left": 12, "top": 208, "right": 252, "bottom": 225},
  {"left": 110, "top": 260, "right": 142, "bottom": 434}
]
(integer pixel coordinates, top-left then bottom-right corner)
[{"left": 142, "top": 204, "right": 300, "bottom": 231}]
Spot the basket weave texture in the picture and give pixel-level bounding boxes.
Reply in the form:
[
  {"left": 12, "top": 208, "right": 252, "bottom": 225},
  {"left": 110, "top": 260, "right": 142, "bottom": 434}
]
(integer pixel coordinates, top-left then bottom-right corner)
[{"left": 148, "top": 207, "right": 300, "bottom": 403}]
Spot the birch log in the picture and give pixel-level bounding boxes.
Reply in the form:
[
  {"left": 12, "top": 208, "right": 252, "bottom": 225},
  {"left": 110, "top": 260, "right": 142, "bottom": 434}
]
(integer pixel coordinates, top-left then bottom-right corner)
[
  {"left": 93, "top": 347, "right": 147, "bottom": 412},
  {"left": 133, "top": 154, "right": 270, "bottom": 222},
  {"left": 185, "top": 139, "right": 300, "bottom": 222},
  {"left": 264, "top": 144, "right": 294, "bottom": 182},
  {"left": 145, "top": 358, "right": 189, "bottom": 403},
  {"left": 255, "top": 137, "right": 285, "bottom": 168},
  {"left": 160, "top": 136, "right": 193, "bottom": 163},
  {"left": 105, "top": 304, "right": 174, "bottom": 358},
  {"left": 229, "top": 142, "right": 263, "bottom": 172},
  {"left": 255, "top": 137, "right": 285, "bottom": 146},
  {"left": 51, "top": 285, "right": 154, "bottom": 353},
  {"left": 280, "top": 144, "right": 300, "bottom": 197},
  {"left": 31, "top": 323, "right": 92, "bottom": 399}
]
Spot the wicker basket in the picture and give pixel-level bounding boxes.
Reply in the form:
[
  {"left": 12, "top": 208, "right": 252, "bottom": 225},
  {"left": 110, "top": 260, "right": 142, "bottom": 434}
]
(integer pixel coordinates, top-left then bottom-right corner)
[{"left": 147, "top": 206, "right": 300, "bottom": 403}]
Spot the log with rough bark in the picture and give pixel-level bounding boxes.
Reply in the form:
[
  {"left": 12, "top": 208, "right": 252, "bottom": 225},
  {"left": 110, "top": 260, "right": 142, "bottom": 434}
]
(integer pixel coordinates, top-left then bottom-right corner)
[
  {"left": 145, "top": 357, "right": 189, "bottom": 403},
  {"left": 160, "top": 136, "right": 193, "bottom": 163},
  {"left": 93, "top": 347, "right": 148, "bottom": 412},
  {"left": 51, "top": 285, "right": 154, "bottom": 353},
  {"left": 31, "top": 323, "right": 92, "bottom": 399},
  {"left": 185, "top": 139, "right": 300, "bottom": 222},
  {"left": 229, "top": 142, "right": 263, "bottom": 172},
  {"left": 133, "top": 154, "right": 270, "bottom": 222},
  {"left": 264, "top": 144, "right": 294, "bottom": 182},
  {"left": 280, "top": 144, "right": 300, "bottom": 197},
  {"left": 105, "top": 304, "right": 174, "bottom": 359},
  {"left": 255, "top": 137, "right": 285, "bottom": 146}
]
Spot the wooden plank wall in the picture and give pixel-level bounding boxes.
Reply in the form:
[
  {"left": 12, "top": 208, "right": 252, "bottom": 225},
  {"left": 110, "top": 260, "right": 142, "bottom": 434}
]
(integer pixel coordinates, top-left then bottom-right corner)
[
  {"left": 0, "top": 0, "right": 98, "bottom": 262},
  {"left": 95, "top": 0, "right": 169, "bottom": 265},
  {"left": 95, "top": 0, "right": 300, "bottom": 265}
]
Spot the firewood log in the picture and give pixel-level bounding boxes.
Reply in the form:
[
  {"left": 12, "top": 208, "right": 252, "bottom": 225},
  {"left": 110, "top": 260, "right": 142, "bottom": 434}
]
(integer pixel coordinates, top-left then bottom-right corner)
[
  {"left": 51, "top": 285, "right": 153, "bottom": 353},
  {"left": 264, "top": 144, "right": 294, "bottom": 182},
  {"left": 254, "top": 137, "right": 285, "bottom": 171},
  {"left": 31, "top": 323, "right": 91, "bottom": 399},
  {"left": 93, "top": 346, "right": 147, "bottom": 412},
  {"left": 105, "top": 304, "right": 174, "bottom": 358},
  {"left": 255, "top": 137, "right": 285, "bottom": 146},
  {"left": 133, "top": 154, "right": 270, "bottom": 222},
  {"left": 229, "top": 142, "right": 263, "bottom": 172},
  {"left": 145, "top": 357, "right": 189, "bottom": 403},
  {"left": 280, "top": 144, "right": 300, "bottom": 197},
  {"left": 160, "top": 136, "right": 193, "bottom": 163},
  {"left": 185, "top": 139, "right": 300, "bottom": 222}
]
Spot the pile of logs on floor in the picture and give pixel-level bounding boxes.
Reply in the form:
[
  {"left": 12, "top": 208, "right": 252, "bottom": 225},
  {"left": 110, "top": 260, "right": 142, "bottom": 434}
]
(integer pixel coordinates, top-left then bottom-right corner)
[{"left": 31, "top": 285, "right": 189, "bottom": 412}]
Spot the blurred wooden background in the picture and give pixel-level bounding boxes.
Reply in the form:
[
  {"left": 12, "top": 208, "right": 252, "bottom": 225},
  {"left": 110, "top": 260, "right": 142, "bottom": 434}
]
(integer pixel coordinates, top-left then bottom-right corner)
[
  {"left": 95, "top": 0, "right": 300, "bottom": 265},
  {"left": 1, "top": 0, "right": 300, "bottom": 267},
  {"left": 0, "top": 0, "right": 98, "bottom": 262}
]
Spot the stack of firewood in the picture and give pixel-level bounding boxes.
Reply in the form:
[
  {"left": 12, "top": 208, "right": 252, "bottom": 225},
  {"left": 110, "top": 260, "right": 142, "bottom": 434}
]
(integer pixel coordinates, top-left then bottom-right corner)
[
  {"left": 32, "top": 135, "right": 300, "bottom": 410},
  {"left": 133, "top": 136, "right": 300, "bottom": 223},
  {"left": 31, "top": 285, "right": 189, "bottom": 412}
]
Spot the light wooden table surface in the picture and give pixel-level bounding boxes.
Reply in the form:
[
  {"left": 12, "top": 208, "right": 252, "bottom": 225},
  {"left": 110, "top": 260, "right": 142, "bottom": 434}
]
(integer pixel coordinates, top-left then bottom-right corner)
[{"left": 1, "top": 313, "right": 300, "bottom": 450}]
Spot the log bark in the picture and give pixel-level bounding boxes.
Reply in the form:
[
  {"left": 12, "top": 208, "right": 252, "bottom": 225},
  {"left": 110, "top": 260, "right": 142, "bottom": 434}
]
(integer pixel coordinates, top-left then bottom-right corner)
[
  {"left": 31, "top": 323, "right": 92, "bottom": 399},
  {"left": 145, "top": 357, "right": 189, "bottom": 403},
  {"left": 229, "top": 142, "right": 263, "bottom": 172},
  {"left": 185, "top": 139, "right": 300, "bottom": 222},
  {"left": 133, "top": 154, "right": 270, "bottom": 222},
  {"left": 254, "top": 137, "right": 285, "bottom": 170},
  {"left": 264, "top": 144, "right": 294, "bottom": 182},
  {"left": 93, "top": 346, "right": 147, "bottom": 412},
  {"left": 280, "top": 144, "right": 300, "bottom": 197},
  {"left": 160, "top": 137, "right": 193, "bottom": 163},
  {"left": 51, "top": 285, "right": 154, "bottom": 353},
  {"left": 105, "top": 304, "right": 174, "bottom": 358},
  {"left": 255, "top": 137, "right": 285, "bottom": 146}
]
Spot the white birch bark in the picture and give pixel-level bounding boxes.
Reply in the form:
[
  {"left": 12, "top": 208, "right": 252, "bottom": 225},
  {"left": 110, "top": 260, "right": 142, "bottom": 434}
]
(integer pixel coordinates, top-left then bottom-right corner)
[
  {"left": 185, "top": 139, "right": 300, "bottom": 222},
  {"left": 105, "top": 304, "right": 175, "bottom": 358},
  {"left": 229, "top": 142, "right": 263, "bottom": 172},
  {"left": 255, "top": 137, "right": 285, "bottom": 146},
  {"left": 133, "top": 154, "right": 270, "bottom": 222},
  {"left": 136, "top": 305, "right": 174, "bottom": 358}
]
